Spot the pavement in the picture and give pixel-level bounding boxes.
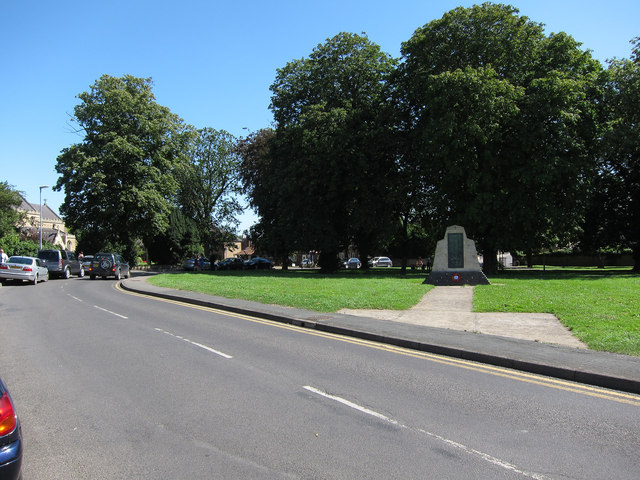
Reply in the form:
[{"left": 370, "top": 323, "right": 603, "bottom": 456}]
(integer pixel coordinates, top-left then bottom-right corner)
[{"left": 121, "top": 273, "right": 640, "bottom": 395}]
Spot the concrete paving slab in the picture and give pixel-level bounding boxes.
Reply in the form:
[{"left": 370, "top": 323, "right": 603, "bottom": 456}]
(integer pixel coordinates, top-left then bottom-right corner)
[{"left": 339, "top": 285, "right": 587, "bottom": 349}]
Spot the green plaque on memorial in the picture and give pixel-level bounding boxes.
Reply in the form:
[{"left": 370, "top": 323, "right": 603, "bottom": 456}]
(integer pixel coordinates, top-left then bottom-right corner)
[{"left": 448, "top": 233, "right": 464, "bottom": 268}]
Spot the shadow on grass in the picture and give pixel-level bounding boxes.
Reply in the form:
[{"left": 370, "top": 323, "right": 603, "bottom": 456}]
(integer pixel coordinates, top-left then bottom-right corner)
[
  {"left": 166, "top": 267, "right": 430, "bottom": 281},
  {"left": 486, "top": 267, "right": 638, "bottom": 281}
]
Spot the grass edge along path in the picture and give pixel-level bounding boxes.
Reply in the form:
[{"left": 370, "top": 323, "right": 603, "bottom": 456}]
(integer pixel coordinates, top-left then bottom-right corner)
[{"left": 475, "top": 270, "right": 640, "bottom": 356}]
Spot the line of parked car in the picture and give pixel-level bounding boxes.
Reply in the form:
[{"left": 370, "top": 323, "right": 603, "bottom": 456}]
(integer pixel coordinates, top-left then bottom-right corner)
[
  {"left": 0, "top": 249, "right": 130, "bottom": 286},
  {"left": 342, "top": 256, "right": 393, "bottom": 269},
  {"left": 182, "top": 257, "right": 274, "bottom": 271}
]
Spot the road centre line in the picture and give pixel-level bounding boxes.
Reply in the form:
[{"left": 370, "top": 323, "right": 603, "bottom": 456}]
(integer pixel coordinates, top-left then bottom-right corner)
[
  {"left": 304, "top": 385, "right": 548, "bottom": 480},
  {"left": 94, "top": 305, "right": 128, "bottom": 319},
  {"left": 118, "top": 285, "right": 640, "bottom": 406},
  {"left": 155, "top": 328, "right": 233, "bottom": 359}
]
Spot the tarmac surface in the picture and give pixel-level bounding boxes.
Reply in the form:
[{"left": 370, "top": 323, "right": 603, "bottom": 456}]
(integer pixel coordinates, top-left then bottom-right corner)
[{"left": 121, "top": 273, "right": 640, "bottom": 395}]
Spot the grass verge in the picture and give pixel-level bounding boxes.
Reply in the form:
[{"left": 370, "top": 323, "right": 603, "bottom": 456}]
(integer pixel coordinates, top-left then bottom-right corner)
[
  {"left": 148, "top": 269, "right": 431, "bottom": 313},
  {"left": 147, "top": 267, "right": 640, "bottom": 356},
  {"left": 476, "top": 270, "right": 640, "bottom": 356}
]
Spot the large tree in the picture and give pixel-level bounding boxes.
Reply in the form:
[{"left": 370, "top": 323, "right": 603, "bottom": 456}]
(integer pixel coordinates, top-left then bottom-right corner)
[
  {"left": 55, "top": 75, "right": 188, "bottom": 261},
  {"left": 597, "top": 38, "right": 640, "bottom": 271},
  {"left": 267, "top": 32, "right": 398, "bottom": 271},
  {"left": 176, "top": 127, "right": 243, "bottom": 256},
  {"left": 397, "top": 3, "right": 601, "bottom": 273},
  {"left": 238, "top": 128, "right": 295, "bottom": 268},
  {"left": 0, "top": 182, "right": 22, "bottom": 238},
  {"left": 0, "top": 182, "right": 24, "bottom": 254}
]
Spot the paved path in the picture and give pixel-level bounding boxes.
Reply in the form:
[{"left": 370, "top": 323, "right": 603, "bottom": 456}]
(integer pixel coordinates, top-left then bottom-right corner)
[{"left": 339, "top": 286, "right": 587, "bottom": 349}]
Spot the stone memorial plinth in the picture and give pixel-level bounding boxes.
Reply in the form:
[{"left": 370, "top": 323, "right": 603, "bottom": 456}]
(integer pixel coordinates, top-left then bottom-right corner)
[{"left": 423, "top": 225, "right": 490, "bottom": 286}]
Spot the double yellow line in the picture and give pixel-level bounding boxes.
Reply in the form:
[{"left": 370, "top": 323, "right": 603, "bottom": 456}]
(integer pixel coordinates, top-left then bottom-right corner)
[{"left": 118, "top": 284, "right": 640, "bottom": 407}]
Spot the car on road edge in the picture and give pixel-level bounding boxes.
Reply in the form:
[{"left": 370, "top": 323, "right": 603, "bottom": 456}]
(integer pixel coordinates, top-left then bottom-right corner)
[
  {"left": 0, "top": 255, "right": 49, "bottom": 285},
  {"left": 37, "top": 249, "right": 84, "bottom": 278}
]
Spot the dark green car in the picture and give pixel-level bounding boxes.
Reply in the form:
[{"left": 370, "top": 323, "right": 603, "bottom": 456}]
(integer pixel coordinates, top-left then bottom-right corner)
[{"left": 89, "top": 252, "right": 130, "bottom": 280}]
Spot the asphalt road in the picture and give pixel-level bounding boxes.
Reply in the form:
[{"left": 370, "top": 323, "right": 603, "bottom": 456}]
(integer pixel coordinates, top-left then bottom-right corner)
[{"left": 1, "top": 276, "right": 639, "bottom": 479}]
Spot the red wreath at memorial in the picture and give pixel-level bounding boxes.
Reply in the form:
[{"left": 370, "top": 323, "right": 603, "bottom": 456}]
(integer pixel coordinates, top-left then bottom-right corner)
[{"left": 451, "top": 273, "right": 462, "bottom": 283}]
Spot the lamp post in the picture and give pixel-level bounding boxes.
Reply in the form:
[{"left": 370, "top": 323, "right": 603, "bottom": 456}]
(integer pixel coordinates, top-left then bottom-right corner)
[{"left": 39, "top": 185, "right": 49, "bottom": 250}]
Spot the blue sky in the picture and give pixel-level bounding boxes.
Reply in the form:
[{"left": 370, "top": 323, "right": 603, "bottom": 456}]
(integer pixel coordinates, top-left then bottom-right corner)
[{"left": 2, "top": 0, "right": 638, "bottom": 231}]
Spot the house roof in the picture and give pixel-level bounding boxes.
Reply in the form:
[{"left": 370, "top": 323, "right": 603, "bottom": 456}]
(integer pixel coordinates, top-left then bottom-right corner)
[
  {"left": 238, "top": 246, "right": 255, "bottom": 257},
  {"left": 18, "top": 194, "right": 62, "bottom": 222}
]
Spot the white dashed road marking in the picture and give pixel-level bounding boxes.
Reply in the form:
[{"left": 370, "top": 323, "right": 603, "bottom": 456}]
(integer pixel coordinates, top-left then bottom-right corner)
[
  {"left": 155, "top": 328, "right": 233, "bottom": 359},
  {"left": 304, "top": 386, "right": 549, "bottom": 479}
]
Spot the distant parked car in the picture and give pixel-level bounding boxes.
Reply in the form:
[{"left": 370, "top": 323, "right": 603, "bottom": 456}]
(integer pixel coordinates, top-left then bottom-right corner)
[
  {"left": 89, "top": 252, "right": 130, "bottom": 280},
  {"left": 0, "top": 376, "right": 23, "bottom": 479},
  {"left": 216, "top": 258, "right": 245, "bottom": 270},
  {"left": 37, "top": 249, "right": 84, "bottom": 278},
  {"left": 244, "top": 257, "right": 274, "bottom": 270},
  {"left": 81, "top": 255, "right": 94, "bottom": 272},
  {"left": 182, "top": 257, "right": 211, "bottom": 271},
  {"left": 345, "top": 257, "right": 361, "bottom": 269},
  {"left": 370, "top": 256, "right": 393, "bottom": 267},
  {"left": 0, "top": 255, "right": 49, "bottom": 285}
]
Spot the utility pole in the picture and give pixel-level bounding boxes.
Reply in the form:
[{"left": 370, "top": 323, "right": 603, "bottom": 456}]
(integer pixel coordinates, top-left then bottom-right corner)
[{"left": 39, "top": 185, "right": 49, "bottom": 250}]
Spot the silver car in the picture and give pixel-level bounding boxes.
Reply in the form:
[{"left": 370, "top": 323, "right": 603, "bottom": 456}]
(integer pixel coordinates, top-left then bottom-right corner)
[
  {"left": 0, "top": 256, "right": 49, "bottom": 285},
  {"left": 373, "top": 256, "right": 393, "bottom": 267}
]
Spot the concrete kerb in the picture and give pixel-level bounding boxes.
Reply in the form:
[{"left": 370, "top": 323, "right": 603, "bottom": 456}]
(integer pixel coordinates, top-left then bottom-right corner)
[{"left": 119, "top": 277, "right": 640, "bottom": 396}]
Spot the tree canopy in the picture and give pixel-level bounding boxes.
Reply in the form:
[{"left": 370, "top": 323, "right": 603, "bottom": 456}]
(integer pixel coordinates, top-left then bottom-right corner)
[
  {"left": 55, "top": 75, "right": 188, "bottom": 260},
  {"left": 396, "top": 3, "right": 602, "bottom": 273},
  {"left": 597, "top": 38, "right": 640, "bottom": 270},
  {"left": 265, "top": 32, "right": 398, "bottom": 270},
  {"left": 177, "top": 127, "right": 243, "bottom": 255}
]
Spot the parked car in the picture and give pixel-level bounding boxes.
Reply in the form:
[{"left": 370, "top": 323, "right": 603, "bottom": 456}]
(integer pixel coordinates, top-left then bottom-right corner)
[
  {"left": 81, "top": 254, "right": 94, "bottom": 272},
  {"left": 89, "top": 252, "right": 130, "bottom": 280},
  {"left": 0, "top": 376, "right": 23, "bottom": 479},
  {"left": 182, "top": 257, "right": 211, "bottom": 271},
  {"left": 216, "top": 258, "right": 245, "bottom": 270},
  {"left": 345, "top": 257, "right": 361, "bottom": 269},
  {"left": 0, "top": 255, "right": 49, "bottom": 285},
  {"left": 37, "top": 249, "right": 84, "bottom": 278},
  {"left": 244, "top": 257, "right": 274, "bottom": 270},
  {"left": 370, "top": 256, "right": 393, "bottom": 267}
]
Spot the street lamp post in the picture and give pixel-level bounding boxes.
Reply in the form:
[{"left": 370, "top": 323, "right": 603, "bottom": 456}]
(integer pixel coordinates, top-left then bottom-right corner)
[{"left": 39, "top": 185, "right": 49, "bottom": 250}]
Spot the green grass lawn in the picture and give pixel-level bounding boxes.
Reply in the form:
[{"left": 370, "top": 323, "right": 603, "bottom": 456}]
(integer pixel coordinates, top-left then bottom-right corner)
[
  {"left": 148, "top": 267, "right": 640, "bottom": 356},
  {"left": 475, "top": 269, "right": 640, "bottom": 356},
  {"left": 148, "top": 268, "right": 431, "bottom": 312}
]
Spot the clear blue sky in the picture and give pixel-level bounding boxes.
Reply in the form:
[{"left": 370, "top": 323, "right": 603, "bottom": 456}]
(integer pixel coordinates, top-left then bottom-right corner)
[{"left": 2, "top": 0, "right": 638, "bottom": 231}]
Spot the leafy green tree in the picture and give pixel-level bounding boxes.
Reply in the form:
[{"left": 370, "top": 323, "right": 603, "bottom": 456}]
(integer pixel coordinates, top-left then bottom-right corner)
[
  {"left": 145, "top": 207, "right": 201, "bottom": 264},
  {"left": 0, "top": 182, "right": 23, "bottom": 241},
  {"left": 397, "top": 3, "right": 601, "bottom": 273},
  {"left": 268, "top": 32, "right": 398, "bottom": 271},
  {"left": 176, "top": 127, "right": 243, "bottom": 256},
  {"left": 238, "top": 128, "right": 294, "bottom": 268},
  {"left": 55, "top": 75, "right": 188, "bottom": 262},
  {"left": 598, "top": 38, "right": 640, "bottom": 271}
]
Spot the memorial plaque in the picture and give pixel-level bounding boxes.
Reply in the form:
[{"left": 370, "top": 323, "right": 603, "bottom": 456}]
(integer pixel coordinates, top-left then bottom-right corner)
[
  {"left": 423, "top": 225, "right": 490, "bottom": 285},
  {"left": 447, "top": 233, "right": 464, "bottom": 268}
]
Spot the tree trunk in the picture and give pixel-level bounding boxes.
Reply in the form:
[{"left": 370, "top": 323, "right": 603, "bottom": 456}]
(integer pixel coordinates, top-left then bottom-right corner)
[
  {"left": 400, "top": 214, "right": 408, "bottom": 274},
  {"left": 481, "top": 244, "right": 498, "bottom": 275},
  {"left": 318, "top": 249, "right": 340, "bottom": 273},
  {"left": 633, "top": 245, "right": 640, "bottom": 273},
  {"left": 359, "top": 245, "right": 370, "bottom": 271}
]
